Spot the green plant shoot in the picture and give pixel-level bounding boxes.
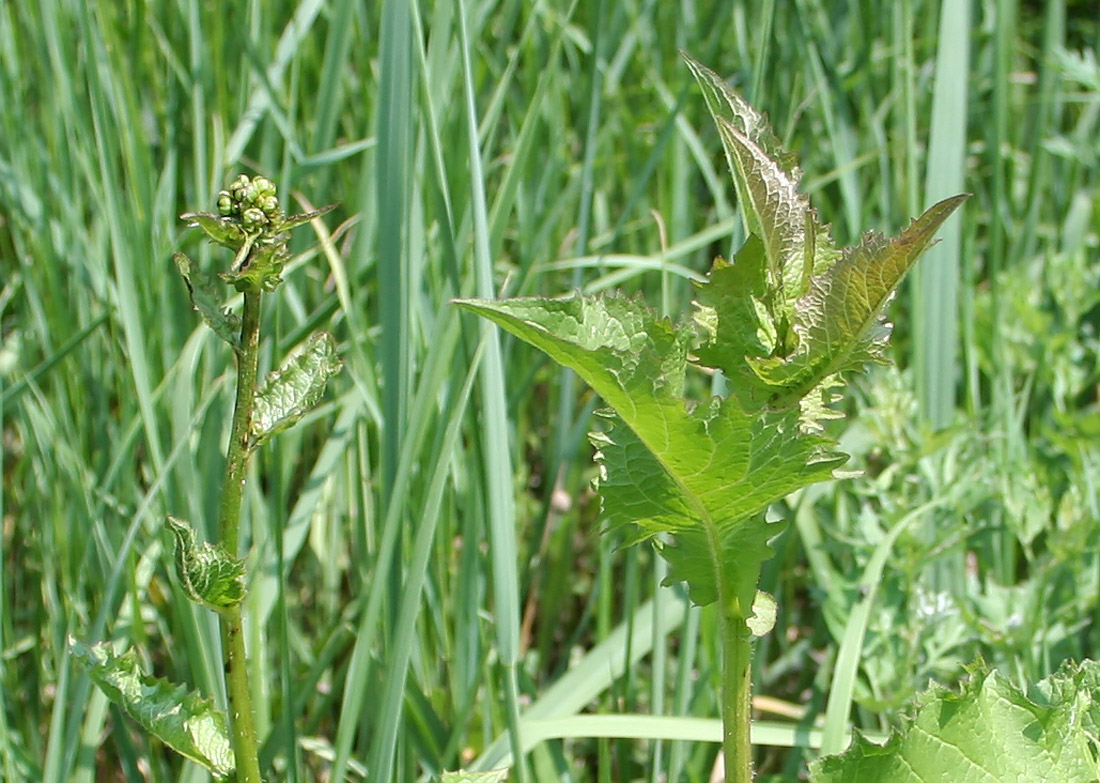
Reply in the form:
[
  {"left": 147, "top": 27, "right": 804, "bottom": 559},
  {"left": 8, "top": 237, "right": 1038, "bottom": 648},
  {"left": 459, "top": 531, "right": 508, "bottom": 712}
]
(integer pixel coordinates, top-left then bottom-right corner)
[
  {"left": 70, "top": 175, "right": 340, "bottom": 782},
  {"left": 455, "top": 54, "right": 966, "bottom": 783}
]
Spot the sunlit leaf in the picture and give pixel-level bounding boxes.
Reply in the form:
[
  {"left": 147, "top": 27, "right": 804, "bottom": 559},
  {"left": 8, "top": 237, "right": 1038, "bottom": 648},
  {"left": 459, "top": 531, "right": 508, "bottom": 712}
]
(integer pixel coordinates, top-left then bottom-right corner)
[
  {"left": 250, "top": 331, "right": 342, "bottom": 448},
  {"left": 811, "top": 661, "right": 1100, "bottom": 783},
  {"left": 69, "top": 638, "right": 235, "bottom": 778}
]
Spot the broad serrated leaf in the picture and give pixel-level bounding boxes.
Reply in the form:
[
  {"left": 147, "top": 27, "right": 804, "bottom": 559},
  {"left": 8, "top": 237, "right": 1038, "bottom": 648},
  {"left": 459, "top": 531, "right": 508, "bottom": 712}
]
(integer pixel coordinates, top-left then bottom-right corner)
[
  {"left": 440, "top": 769, "right": 509, "bottom": 783},
  {"left": 173, "top": 253, "right": 241, "bottom": 349},
  {"left": 250, "top": 331, "right": 342, "bottom": 447},
  {"left": 69, "top": 638, "right": 235, "bottom": 778},
  {"left": 166, "top": 516, "right": 246, "bottom": 611},
  {"left": 810, "top": 661, "right": 1100, "bottom": 783},
  {"left": 455, "top": 294, "right": 843, "bottom": 616}
]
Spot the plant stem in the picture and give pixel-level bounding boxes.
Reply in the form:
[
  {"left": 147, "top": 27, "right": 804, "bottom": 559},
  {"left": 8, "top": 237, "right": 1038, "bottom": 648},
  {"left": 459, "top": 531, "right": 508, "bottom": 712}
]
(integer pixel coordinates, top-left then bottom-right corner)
[
  {"left": 218, "top": 290, "right": 264, "bottom": 783},
  {"left": 721, "top": 614, "right": 754, "bottom": 783}
]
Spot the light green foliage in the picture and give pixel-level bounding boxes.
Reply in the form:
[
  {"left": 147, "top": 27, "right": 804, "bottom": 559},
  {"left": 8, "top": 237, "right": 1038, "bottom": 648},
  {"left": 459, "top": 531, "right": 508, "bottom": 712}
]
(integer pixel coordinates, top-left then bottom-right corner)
[
  {"left": 456, "top": 58, "right": 963, "bottom": 625},
  {"left": 250, "top": 331, "right": 343, "bottom": 448},
  {"left": 811, "top": 661, "right": 1100, "bottom": 783},
  {"left": 166, "top": 516, "right": 246, "bottom": 611},
  {"left": 68, "top": 639, "right": 235, "bottom": 779},
  {"left": 441, "top": 770, "right": 509, "bottom": 783},
  {"left": 685, "top": 55, "right": 967, "bottom": 415}
]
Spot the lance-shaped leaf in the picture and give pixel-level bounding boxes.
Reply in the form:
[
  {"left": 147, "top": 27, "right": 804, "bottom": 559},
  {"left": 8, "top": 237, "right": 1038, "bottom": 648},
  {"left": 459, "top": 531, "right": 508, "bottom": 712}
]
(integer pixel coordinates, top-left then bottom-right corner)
[
  {"left": 455, "top": 294, "right": 843, "bottom": 617},
  {"left": 166, "top": 516, "right": 246, "bottom": 611},
  {"left": 441, "top": 770, "right": 509, "bottom": 783},
  {"left": 810, "top": 660, "right": 1100, "bottom": 783},
  {"left": 173, "top": 253, "right": 241, "bottom": 349},
  {"left": 69, "top": 638, "right": 235, "bottom": 778},
  {"left": 750, "top": 195, "right": 968, "bottom": 406},
  {"left": 271, "top": 202, "right": 338, "bottom": 234},
  {"left": 250, "top": 331, "right": 342, "bottom": 448}
]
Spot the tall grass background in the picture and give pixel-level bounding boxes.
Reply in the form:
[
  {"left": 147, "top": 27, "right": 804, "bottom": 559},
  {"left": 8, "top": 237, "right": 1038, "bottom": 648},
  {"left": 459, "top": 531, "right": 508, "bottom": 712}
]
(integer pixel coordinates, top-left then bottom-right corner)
[{"left": 1, "top": 1, "right": 1098, "bottom": 781}]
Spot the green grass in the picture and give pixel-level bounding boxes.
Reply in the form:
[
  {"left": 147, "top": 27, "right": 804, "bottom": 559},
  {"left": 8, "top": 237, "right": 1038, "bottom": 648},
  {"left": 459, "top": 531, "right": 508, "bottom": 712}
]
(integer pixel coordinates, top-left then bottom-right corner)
[{"left": 1, "top": 1, "right": 1098, "bottom": 781}]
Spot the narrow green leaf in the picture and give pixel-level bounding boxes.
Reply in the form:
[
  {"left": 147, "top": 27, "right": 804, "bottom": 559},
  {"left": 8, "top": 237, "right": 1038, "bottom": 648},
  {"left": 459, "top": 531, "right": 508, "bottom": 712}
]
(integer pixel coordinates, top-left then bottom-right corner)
[
  {"left": 250, "top": 331, "right": 342, "bottom": 447},
  {"left": 69, "top": 639, "right": 235, "bottom": 779},
  {"left": 441, "top": 770, "right": 509, "bottom": 783},
  {"left": 272, "top": 202, "right": 338, "bottom": 233},
  {"left": 811, "top": 661, "right": 1100, "bottom": 783},
  {"left": 166, "top": 516, "right": 246, "bottom": 611},
  {"left": 172, "top": 253, "right": 241, "bottom": 349}
]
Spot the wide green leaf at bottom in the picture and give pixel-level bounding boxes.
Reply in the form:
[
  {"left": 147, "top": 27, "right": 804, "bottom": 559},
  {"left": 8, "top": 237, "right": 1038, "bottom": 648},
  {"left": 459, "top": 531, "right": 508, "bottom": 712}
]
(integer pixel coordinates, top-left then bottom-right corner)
[{"left": 811, "top": 660, "right": 1100, "bottom": 783}]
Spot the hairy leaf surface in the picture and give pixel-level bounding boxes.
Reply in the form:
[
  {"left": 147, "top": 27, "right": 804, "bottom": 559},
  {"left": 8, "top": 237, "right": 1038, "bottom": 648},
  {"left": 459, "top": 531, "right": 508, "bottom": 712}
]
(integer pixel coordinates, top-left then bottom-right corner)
[
  {"left": 69, "top": 639, "right": 235, "bottom": 778},
  {"left": 441, "top": 770, "right": 510, "bottom": 783},
  {"left": 811, "top": 661, "right": 1100, "bottom": 783}
]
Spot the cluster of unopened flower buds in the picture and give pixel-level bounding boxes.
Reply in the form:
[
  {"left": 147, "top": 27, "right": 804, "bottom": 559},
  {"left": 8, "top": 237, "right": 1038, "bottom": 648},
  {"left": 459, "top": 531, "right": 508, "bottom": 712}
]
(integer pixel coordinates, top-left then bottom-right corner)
[{"left": 216, "top": 174, "right": 281, "bottom": 229}]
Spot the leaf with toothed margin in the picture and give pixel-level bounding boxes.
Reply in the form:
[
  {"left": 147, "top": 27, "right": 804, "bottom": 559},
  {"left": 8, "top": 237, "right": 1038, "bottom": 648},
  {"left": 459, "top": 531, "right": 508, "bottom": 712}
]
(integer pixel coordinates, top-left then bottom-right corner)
[
  {"left": 173, "top": 253, "right": 241, "bottom": 349},
  {"left": 455, "top": 294, "right": 843, "bottom": 620},
  {"left": 250, "top": 331, "right": 342, "bottom": 448},
  {"left": 69, "top": 638, "right": 235, "bottom": 778},
  {"left": 810, "top": 660, "right": 1100, "bottom": 783},
  {"left": 166, "top": 516, "right": 246, "bottom": 611},
  {"left": 455, "top": 55, "right": 966, "bottom": 636}
]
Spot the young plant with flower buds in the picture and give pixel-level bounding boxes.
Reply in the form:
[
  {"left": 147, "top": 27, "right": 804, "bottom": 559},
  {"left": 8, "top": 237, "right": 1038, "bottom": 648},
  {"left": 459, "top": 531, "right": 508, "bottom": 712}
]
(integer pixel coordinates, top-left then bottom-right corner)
[{"left": 70, "top": 175, "right": 341, "bottom": 782}]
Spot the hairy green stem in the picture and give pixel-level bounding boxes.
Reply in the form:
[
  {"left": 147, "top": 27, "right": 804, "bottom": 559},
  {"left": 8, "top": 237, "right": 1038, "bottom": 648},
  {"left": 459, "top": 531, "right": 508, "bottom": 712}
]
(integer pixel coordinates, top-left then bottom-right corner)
[
  {"left": 721, "top": 615, "right": 754, "bottom": 783},
  {"left": 218, "top": 290, "right": 263, "bottom": 783}
]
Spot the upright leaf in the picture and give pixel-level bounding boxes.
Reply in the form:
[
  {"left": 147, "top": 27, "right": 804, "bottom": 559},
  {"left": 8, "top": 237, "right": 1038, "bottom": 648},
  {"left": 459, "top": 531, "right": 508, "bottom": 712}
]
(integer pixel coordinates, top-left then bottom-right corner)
[
  {"left": 250, "top": 331, "right": 342, "bottom": 448},
  {"left": 69, "top": 639, "right": 235, "bottom": 779}
]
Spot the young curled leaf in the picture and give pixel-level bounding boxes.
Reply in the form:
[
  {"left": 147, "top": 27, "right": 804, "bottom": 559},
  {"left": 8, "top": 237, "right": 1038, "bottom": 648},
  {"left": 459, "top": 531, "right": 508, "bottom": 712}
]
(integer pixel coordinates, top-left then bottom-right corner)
[
  {"left": 173, "top": 253, "right": 241, "bottom": 349},
  {"left": 166, "top": 516, "right": 246, "bottom": 611},
  {"left": 250, "top": 331, "right": 342, "bottom": 448},
  {"left": 69, "top": 638, "right": 235, "bottom": 778}
]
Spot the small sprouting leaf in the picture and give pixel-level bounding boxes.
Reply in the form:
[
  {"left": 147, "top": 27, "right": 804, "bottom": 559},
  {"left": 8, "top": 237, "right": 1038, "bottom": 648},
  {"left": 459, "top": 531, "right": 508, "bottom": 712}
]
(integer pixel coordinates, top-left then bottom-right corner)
[
  {"left": 219, "top": 234, "right": 290, "bottom": 293},
  {"left": 440, "top": 770, "right": 509, "bottom": 783},
  {"left": 180, "top": 211, "right": 251, "bottom": 249},
  {"left": 250, "top": 331, "right": 342, "bottom": 448},
  {"left": 746, "top": 590, "right": 777, "bottom": 637},
  {"left": 810, "top": 660, "right": 1100, "bottom": 783},
  {"left": 166, "top": 516, "right": 246, "bottom": 611},
  {"left": 69, "top": 638, "right": 235, "bottom": 778},
  {"left": 173, "top": 253, "right": 240, "bottom": 349}
]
